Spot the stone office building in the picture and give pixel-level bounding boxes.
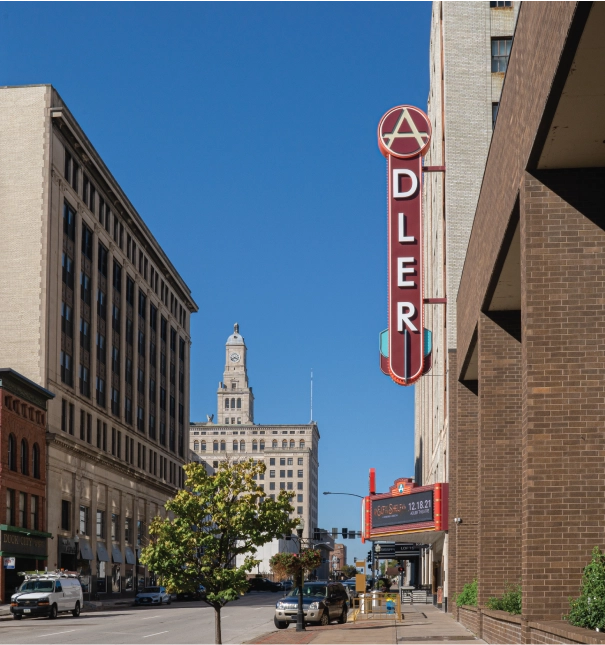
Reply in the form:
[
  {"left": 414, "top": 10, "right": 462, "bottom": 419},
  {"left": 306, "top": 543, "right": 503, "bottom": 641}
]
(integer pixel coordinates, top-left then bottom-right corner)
[
  {"left": 190, "top": 325, "right": 320, "bottom": 574},
  {"left": 0, "top": 369, "right": 54, "bottom": 603},
  {"left": 0, "top": 85, "right": 198, "bottom": 596},
  {"left": 450, "top": 3, "right": 605, "bottom": 643}
]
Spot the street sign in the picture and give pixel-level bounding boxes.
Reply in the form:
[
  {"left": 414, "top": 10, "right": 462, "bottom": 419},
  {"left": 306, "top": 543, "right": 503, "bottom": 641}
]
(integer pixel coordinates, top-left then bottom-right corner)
[
  {"left": 372, "top": 544, "right": 423, "bottom": 559},
  {"left": 4, "top": 557, "right": 15, "bottom": 569}
]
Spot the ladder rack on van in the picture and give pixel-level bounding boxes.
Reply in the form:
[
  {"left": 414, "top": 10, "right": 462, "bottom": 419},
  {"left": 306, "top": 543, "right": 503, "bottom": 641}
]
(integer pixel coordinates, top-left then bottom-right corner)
[{"left": 18, "top": 570, "right": 80, "bottom": 579}]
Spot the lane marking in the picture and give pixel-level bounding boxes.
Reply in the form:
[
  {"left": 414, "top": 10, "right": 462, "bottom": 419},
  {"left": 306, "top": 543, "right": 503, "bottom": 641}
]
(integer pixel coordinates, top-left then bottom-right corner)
[
  {"left": 34, "top": 630, "right": 77, "bottom": 638},
  {"left": 143, "top": 631, "right": 169, "bottom": 638},
  {"left": 141, "top": 615, "right": 162, "bottom": 619}
]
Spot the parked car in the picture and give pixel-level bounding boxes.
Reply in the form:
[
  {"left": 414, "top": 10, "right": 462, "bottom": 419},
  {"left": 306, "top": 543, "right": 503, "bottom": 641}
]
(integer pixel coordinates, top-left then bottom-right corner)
[
  {"left": 280, "top": 580, "right": 294, "bottom": 592},
  {"left": 247, "top": 577, "right": 282, "bottom": 592},
  {"left": 342, "top": 579, "right": 358, "bottom": 600},
  {"left": 134, "top": 586, "right": 171, "bottom": 606},
  {"left": 11, "top": 573, "right": 83, "bottom": 620},
  {"left": 274, "top": 581, "right": 348, "bottom": 628},
  {"left": 176, "top": 585, "right": 207, "bottom": 601}
]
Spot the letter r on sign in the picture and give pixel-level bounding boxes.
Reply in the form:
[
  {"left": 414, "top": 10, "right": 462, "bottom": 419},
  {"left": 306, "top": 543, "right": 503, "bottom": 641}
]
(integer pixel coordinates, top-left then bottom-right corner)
[{"left": 397, "top": 302, "right": 418, "bottom": 332}]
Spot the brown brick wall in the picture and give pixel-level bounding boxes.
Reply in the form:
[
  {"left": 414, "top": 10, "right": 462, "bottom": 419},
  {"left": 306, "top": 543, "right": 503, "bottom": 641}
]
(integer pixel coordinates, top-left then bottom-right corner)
[
  {"left": 478, "top": 313, "right": 522, "bottom": 605},
  {"left": 453, "top": 378, "right": 478, "bottom": 599},
  {"left": 482, "top": 611, "right": 522, "bottom": 644},
  {"left": 447, "top": 349, "right": 458, "bottom": 610},
  {"left": 456, "top": 2, "right": 578, "bottom": 371},
  {"left": 521, "top": 169, "right": 605, "bottom": 622},
  {"left": 459, "top": 606, "right": 480, "bottom": 636}
]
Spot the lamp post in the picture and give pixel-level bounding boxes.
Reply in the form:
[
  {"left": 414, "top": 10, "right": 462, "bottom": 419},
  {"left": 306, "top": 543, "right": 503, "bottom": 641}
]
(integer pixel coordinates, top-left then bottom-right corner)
[
  {"left": 374, "top": 543, "right": 381, "bottom": 583},
  {"left": 322, "top": 491, "right": 364, "bottom": 499},
  {"left": 296, "top": 518, "right": 305, "bottom": 632}
]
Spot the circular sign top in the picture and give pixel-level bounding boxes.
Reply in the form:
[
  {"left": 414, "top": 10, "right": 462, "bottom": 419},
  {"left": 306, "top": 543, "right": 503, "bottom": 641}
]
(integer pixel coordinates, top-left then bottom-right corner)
[{"left": 377, "top": 105, "right": 432, "bottom": 159}]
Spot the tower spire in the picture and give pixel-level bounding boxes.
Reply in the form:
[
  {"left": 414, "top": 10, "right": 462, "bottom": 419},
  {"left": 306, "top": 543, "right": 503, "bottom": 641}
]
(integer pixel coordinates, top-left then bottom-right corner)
[{"left": 234, "top": 322, "right": 239, "bottom": 334}]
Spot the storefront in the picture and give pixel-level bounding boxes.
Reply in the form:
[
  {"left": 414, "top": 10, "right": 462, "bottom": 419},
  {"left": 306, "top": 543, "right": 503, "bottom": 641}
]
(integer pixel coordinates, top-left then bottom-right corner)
[
  {"left": 124, "top": 546, "right": 136, "bottom": 593},
  {"left": 58, "top": 536, "right": 77, "bottom": 571},
  {"left": 0, "top": 525, "right": 51, "bottom": 603},
  {"left": 76, "top": 538, "right": 93, "bottom": 598},
  {"left": 96, "top": 542, "right": 109, "bottom": 594}
]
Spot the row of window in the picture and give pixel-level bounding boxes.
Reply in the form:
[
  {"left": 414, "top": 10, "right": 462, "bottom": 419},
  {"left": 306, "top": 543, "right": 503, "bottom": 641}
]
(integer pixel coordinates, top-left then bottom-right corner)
[
  {"left": 4, "top": 395, "right": 45, "bottom": 425},
  {"left": 224, "top": 398, "right": 241, "bottom": 409},
  {"left": 268, "top": 470, "right": 305, "bottom": 478},
  {"left": 64, "top": 148, "right": 188, "bottom": 329},
  {"left": 194, "top": 439, "right": 306, "bottom": 452},
  {"left": 61, "top": 399, "right": 184, "bottom": 488},
  {"left": 62, "top": 502, "right": 144, "bottom": 546},
  {"left": 6, "top": 489, "right": 40, "bottom": 530},
  {"left": 6, "top": 434, "right": 41, "bottom": 479}
]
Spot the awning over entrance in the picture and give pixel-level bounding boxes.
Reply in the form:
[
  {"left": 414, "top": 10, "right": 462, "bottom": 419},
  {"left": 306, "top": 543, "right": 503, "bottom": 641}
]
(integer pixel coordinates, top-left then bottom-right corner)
[
  {"left": 79, "top": 539, "right": 93, "bottom": 561},
  {"left": 0, "top": 524, "right": 51, "bottom": 560},
  {"left": 112, "top": 545, "right": 123, "bottom": 563},
  {"left": 96, "top": 542, "right": 110, "bottom": 562},
  {"left": 125, "top": 546, "right": 136, "bottom": 565}
]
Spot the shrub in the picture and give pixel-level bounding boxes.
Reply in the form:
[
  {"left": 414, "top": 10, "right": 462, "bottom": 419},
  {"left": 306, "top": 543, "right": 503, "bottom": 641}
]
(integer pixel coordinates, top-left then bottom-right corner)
[
  {"left": 456, "top": 580, "right": 477, "bottom": 607},
  {"left": 566, "top": 546, "right": 605, "bottom": 630},
  {"left": 486, "top": 583, "right": 522, "bottom": 615}
]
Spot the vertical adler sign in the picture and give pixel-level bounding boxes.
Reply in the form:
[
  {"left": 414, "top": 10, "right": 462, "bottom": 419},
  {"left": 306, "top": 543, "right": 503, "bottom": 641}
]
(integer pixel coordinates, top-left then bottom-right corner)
[{"left": 378, "top": 106, "right": 431, "bottom": 386}]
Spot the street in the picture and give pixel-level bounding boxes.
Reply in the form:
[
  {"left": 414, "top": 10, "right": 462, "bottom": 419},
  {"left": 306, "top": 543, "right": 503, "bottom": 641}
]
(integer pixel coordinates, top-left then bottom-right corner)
[{"left": 0, "top": 593, "right": 279, "bottom": 644}]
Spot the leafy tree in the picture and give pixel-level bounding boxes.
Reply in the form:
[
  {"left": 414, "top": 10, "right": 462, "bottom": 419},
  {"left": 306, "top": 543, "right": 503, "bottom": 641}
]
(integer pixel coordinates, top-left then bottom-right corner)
[
  {"left": 455, "top": 579, "right": 478, "bottom": 607},
  {"left": 140, "top": 459, "right": 298, "bottom": 644},
  {"left": 270, "top": 550, "right": 323, "bottom": 581},
  {"left": 566, "top": 546, "right": 605, "bottom": 630},
  {"left": 341, "top": 564, "right": 358, "bottom": 579},
  {"left": 486, "top": 583, "right": 522, "bottom": 615}
]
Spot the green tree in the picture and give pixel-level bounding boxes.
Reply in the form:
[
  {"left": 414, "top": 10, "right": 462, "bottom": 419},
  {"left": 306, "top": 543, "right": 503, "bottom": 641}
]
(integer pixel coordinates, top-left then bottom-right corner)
[
  {"left": 140, "top": 459, "right": 298, "bottom": 644},
  {"left": 455, "top": 579, "right": 478, "bottom": 607},
  {"left": 341, "top": 564, "right": 358, "bottom": 579}
]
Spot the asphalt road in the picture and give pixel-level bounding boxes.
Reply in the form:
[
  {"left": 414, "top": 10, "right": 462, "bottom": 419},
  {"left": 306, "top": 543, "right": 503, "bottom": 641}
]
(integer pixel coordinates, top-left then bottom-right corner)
[{"left": 0, "top": 592, "right": 280, "bottom": 644}]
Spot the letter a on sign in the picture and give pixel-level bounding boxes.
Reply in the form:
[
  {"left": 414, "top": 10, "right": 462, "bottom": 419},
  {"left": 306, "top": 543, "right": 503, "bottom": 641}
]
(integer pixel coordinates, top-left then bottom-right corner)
[{"left": 377, "top": 105, "right": 431, "bottom": 385}]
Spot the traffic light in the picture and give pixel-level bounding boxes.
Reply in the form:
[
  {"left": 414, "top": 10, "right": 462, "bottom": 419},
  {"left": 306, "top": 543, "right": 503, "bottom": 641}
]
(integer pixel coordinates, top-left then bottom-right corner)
[
  {"left": 349, "top": 531, "right": 356, "bottom": 539},
  {"left": 367, "top": 550, "right": 372, "bottom": 564},
  {"left": 342, "top": 528, "right": 348, "bottom": 539},
  {"left": 332, "top": 527, "right": 338, "bottom": 539},
  {"left": 313, "top": 528, "right": 321, "bottom": 541},
  {"left": 398, "top": 566, "right": 405, "bottom": 573}
]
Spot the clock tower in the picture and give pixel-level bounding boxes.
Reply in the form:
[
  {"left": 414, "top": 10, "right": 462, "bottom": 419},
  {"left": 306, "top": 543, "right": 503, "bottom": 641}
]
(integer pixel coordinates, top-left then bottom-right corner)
[{"left": 217, "top": 323, "right": 254, "bottom": 424}]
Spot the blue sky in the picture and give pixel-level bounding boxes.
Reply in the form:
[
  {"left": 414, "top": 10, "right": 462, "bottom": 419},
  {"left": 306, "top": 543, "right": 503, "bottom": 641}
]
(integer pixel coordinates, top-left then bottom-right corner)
[{"left": 1, "top": 1, "right": 432, "bottom": 565}]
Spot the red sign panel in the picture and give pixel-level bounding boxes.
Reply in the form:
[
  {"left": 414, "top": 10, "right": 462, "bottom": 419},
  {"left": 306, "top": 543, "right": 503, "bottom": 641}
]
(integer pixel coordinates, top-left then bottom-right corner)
[{"left": 377, "top": 106, "right": 431, "bottom": 386}]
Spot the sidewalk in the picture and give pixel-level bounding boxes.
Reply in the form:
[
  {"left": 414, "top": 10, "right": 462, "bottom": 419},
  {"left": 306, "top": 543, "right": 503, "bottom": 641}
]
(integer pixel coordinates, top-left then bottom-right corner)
[{"left": 246, "top": 606, "right": 484, "bottom": 644}]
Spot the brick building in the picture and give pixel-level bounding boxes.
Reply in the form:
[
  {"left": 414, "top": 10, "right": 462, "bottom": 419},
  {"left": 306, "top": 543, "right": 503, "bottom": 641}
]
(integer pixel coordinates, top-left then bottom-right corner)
[
  {"left": 449, "top": 2, "right": 605, "bottom": 643},
  {"left": 0, "top": 85, "right": 198, "bottom": 598},
  {"left": 0, "top": 369, "right": 54, "bottom": 603},
  {"left": 330, "top": 543, "right": 347, "bottom": 576},
  {"left": 414, "top": 0, "right": 518, "bottom": 607}
]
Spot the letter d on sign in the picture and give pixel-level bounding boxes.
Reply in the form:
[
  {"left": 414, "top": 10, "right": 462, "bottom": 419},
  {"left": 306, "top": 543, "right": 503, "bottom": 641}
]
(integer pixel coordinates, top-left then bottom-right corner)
[{"left": 397, "top": 302, "right": 417, "bottom": 332}]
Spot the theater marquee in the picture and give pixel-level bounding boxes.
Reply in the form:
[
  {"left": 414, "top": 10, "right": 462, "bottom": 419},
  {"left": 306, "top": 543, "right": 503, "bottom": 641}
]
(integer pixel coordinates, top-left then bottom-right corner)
[{"left": 377, "top": 105, "right": 432, "bottom": 386}]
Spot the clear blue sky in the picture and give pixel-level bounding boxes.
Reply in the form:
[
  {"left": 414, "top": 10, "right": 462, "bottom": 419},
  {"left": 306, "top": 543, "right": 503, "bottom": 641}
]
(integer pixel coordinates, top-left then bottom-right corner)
[{"left": 1, "top": 1, "right": 432, "bottom": 565}]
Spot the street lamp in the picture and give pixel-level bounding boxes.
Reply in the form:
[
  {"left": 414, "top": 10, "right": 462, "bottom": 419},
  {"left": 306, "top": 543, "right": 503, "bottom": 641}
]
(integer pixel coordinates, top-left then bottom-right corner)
[
  {"left": 374, "top": 543, "right": 381, "bottom": 582},
  {"left": 322, "top": 491, "right": 364, "bottom": 499},
  {"left": 296, "top": 518, "right": 305, "bottom": 632}
]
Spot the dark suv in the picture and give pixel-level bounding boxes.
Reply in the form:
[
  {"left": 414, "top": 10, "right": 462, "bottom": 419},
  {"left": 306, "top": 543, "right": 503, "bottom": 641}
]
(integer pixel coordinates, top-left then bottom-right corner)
[
  {"left": 274, "top": 581, "right": 348, "bottom": 628},
  {"left": 247, "top": 577, "right": 282, "bottom": 592}
]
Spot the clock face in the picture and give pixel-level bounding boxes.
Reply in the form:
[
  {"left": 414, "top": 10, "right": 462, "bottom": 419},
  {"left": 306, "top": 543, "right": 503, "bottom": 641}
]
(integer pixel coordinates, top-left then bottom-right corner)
[{"left": 230, "top": 352, "right": 241, "bottom": 363}]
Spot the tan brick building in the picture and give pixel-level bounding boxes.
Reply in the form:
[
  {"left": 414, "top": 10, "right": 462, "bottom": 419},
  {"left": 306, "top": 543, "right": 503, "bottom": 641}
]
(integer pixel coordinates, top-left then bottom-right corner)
[
  {"left": 0, "top": 85, "right": 198, "bottom": 597},
  {"left": 190, "top": 325, "right": 320, "bottom": 575},
  {"left": 0, "top": 369, "right": 54, "bottom": 602},
  {"left": 449, "top": 2, "right": 605, "bottom": 642}
]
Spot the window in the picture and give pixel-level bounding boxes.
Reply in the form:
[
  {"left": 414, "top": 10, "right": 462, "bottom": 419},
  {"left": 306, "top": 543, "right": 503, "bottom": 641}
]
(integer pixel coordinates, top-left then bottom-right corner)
[
  {"left": 137, "top": 406, "right": 144, "bottom": 432},
  {"left": 237, "top": 398, "right": 241, "bottom": 409},
  {"left": 290, "top": 440, "right": 295, "bottom": 448},
  {"left": 62, "top": 253, "right": 74, "bottom": 290},
  {"left": 233, "top": 440, "right": 238, "bottom": 451},
  {"left": 20, "top": 439, "right": 28, "bottom": 475},
  {"left": 298, "top": 458, "right": 303, "bottom": 465},
  {"left": 125, "top": 518, "right": 132, "bottom": 544},
  {"left": 79, "top": 505, "right": 90, "bottom": 535},
  {"left": 280, "top": 470, "right": 285, "bottom": 478},
  {"left": 61, "top": 500, "right": 71, "bottom": 531},
  {"left": 80, "top": 318, "right": 90, "bottom": 351},
  {"left": 96, "top": 510, "right": 105, "bottom": 539},
  {"left": 297, "top": 494, "right": 303, "bottom": 503},
  {"left": 287, "top": 470, "right": 293, "bottom": 478},
  {"left": 269, "top": 470, "right": 275, "bottom": 478},
  {"left": 81, "top": 223, "right": 93, "bottom": 260},
  {"left": 220, "top": 440, "right": 226, "bottom": 451},
  {"left": 194, "top": 440, "right": 199, "bottom": 451},
  {"left": 61, "top": 351, "right": 73, "bottom": 386},
  {"left": 240, "top": 440, "right": 245, "bottom": 451},
  {"left": 280, "top": 458, "right": 286, "bottom": 466},
  {"left": 31, "top": 496, "right": 39, "bottom": 531},
  {"left": 270, "top": 482, "right": 275, "bottom": 490},
  {"left": 492, "top": 102, "right": 500, "bottom": 130},
  {"left": 6, "top": 489, "right": 15, "bottom": 525},
  {"left": 32, "top": 443, "right": 40, "bottom": 479},
  {"left": 491, "top": 37, "right": 512, "bottom": 72},
  {"left": 63, "top": 202, "right": 76, "bottom": 241},
  {"left": 125, "top": 397, "right": 132, "bottom": 424},
  {"left": 213, "top": 441, "right": 218, "bottom": 452},
  {"left": 61, "top": 303, "right": 73, "bottom": 338},
  {"left": 287, "top": 458, "right": 293, "bottom": 466},
  {"left": 17, "top": 492, "right": 26, "bottom": 528},
  {"left": 282, "top": 440, "right": 287, "bottom": 448},
  {"left": 81, "top": 272, "right": 92, "bottom": 306},
  {"left": 96, "top": 376, "right": 106, "bottom": 407},
  {"left": 111, "top": 514, "right": 120, "bottom": 542},
  {"left": 490, "top": 0, "right": 511, "bottom": 6},
  {"left": 287, "top": 482, "right": 293, "bottom": 490},
  {"left": 279, "top": 482, "right": 285, "bottom": 490},
  {"left": 299, "top": 440, "right": 305, "bottom": 449},
  {"left": 297, "top": 507, "right": 303, "bottom": 515},
  {"left": 7, "top": 433, "right": 16, "bottom": 471},
  {"left": 252, "top": 441, "right": 258, "bottom": 451},
  {"left": 201, "top": 441, "right": 206, "bottom": 452},
  {"left": 269, "top": 458, "right": 275, "bottom": 465},
  {"left": 260, "top": 440, "right": 265, "bottom": 451},
  {"left": 111, "top": 388, "right": 120, "bottom": 416},
  {"left": 297, "top": 482, "right": 303, "bottom": 491},
  {"left": 298, "top": 470, "right": 303, "bottom": 478}
]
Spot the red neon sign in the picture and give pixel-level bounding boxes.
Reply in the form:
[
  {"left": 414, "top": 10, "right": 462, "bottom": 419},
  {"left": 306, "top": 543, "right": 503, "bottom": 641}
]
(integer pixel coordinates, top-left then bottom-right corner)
[{"left": 377, "top": 106, "right": 431, "bottom": 385}]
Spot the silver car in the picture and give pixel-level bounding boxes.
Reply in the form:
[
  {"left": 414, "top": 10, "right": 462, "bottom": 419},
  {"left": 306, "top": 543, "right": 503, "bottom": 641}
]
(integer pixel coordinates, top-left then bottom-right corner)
[{"left": 134, "top": 586, "right": 171, "bottom": 606}]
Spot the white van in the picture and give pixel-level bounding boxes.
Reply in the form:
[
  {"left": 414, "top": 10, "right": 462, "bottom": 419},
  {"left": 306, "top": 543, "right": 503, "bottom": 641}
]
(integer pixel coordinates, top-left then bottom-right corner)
[{"left": 10, "top": 572, "right": 83, "bottom": 620}]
